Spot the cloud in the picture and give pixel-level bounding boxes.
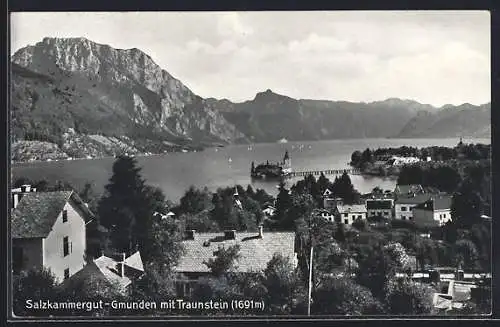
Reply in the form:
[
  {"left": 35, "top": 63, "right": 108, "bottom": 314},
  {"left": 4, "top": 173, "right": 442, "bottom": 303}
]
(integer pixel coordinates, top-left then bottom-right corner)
[{"left": 10, "top": 11, "right": 490, "bottom": 106}]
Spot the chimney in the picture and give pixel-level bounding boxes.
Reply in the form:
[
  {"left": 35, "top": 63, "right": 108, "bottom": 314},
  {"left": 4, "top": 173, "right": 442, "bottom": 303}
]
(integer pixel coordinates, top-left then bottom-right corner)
[
  {"left": 185, "top": 229, "right": 196, "bottom": 240},
  {"left": 224, "top": 230, "right": 236, "bottom": 240},
  {"left": 258, "top": 225, "right": 264, "bottom": 238}
]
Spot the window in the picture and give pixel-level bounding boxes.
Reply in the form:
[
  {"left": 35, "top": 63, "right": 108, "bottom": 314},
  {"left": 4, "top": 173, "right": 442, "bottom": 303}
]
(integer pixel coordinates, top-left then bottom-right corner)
[
  {"left": 64, "top": 268, "right": 70, "bottom": 280},
  {"left": 62, "top": 210, "right": 68, "bottom": 223},
  {"left": 384, "top": 212, "right": 389, "bottom": 216},
  {"left": 63, "top": 237, "right": 69, "bottom": 257},
  {"left": 357, "top": 215, "right": 362, "bottom": 219},
  {"left": 344, "top": 213, "right": 348, "bottom": 217},
  {"left": 402, "top": 216, "right": 406, "bottom": 220},
  {"left": 401, "top": 206, "right": 407, "bottom": 211},
  {"left": 344, "top": 219, "right": 349, "bottom": 224}
]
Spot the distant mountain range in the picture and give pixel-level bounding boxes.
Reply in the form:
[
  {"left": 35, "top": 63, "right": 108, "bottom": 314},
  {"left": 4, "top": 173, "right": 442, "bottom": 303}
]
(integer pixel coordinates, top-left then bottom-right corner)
[{"left": 10, "top": 37, "right": 491, "bottom": 159}]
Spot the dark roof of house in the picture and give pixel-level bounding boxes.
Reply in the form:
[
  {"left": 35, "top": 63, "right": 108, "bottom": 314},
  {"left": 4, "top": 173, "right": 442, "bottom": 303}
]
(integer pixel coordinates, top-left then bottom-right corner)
[
  {"left": 63, "top": 251, "right": 145, "bottom": 292},
  {"left": 174, "top": 231, "right": 296, "bottom": 273},
  {"left": 366, "top": 199, "right": 393, "bottom": 210},
  {"left": 395, "top": 193, "right": 433, "bottom": 205},
  {"left": 11, "top": 191, "right": 94, "bottom": 238},
  {"left": 394, "top": 184, "right": 424, "bottom": 195},
  {"left": 414, "top": 196, "right": 453, "bottom": 211}
]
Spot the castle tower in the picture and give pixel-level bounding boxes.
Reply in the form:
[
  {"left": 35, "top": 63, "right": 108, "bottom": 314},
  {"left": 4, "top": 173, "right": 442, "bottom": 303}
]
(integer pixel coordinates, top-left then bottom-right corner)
[{"left": 282, "top": 150, "right": 291, "bottom": 173}]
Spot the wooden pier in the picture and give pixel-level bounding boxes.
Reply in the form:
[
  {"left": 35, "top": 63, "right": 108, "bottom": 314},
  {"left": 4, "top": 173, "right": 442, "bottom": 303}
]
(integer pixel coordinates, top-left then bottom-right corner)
[{"left": 285, "top": 168, "right": 362, "bottom": 178}]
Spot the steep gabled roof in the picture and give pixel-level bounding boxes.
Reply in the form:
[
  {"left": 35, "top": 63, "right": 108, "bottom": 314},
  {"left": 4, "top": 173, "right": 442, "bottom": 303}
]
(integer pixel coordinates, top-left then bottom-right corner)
[
  {"left": 11, "top": 191, "right": 94, "bottom": 239},
  {"left": 175, "top": 232, "right": 296, "bottom": 273}
]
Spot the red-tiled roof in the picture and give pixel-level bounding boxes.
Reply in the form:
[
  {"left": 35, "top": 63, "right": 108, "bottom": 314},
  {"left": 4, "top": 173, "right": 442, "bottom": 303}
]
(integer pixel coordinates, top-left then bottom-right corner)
[{"left": 175, "top": 231, "right": 296, "bottom": 273}]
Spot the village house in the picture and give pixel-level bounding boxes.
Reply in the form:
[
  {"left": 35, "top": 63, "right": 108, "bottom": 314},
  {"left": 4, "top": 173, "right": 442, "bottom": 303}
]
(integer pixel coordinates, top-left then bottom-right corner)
[
  {"left": 322, "top": 189, "right": 343, "bottom": 209},
  {"left": 334, "top": 204, "right": 367, "bottom": 225},
  {"left": 63, "top": 250, "right": 145, "bottom": 294},
  {"left": 365, "top": 197, "right": 394, "bottom": 219},
  {"left": 411, "top": 195, "right": 453, "bottom": 227},
  {"left": 11, "top": 186, "right": 94, "bottom": 283},
  {"left": 173, "top": 227, "right": 297, "bottom": 297},
  {"left": 394, "top": 193, "right": 434, "bottom": 221}
]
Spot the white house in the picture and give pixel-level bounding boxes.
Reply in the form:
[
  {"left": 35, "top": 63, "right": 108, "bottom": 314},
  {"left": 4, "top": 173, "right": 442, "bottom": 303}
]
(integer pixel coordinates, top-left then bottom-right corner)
[
  {"left": 11, "top": 188, "right": 94, "bottom": 283},
  {"left": 335, "top": 204, "right": 367, "bottom": 225},
  {"left": 412, "top": 196, "right": 453, "bottom": 227},
  {"left": 394, "top": 193, "right": 433, "bottom": 221}
]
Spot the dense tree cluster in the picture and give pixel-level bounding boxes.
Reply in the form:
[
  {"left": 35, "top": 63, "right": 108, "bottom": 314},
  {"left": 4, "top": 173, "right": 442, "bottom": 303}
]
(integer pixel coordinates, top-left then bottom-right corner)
[{"left": 350, "top": 143, "right": 490, "bottom": 169}]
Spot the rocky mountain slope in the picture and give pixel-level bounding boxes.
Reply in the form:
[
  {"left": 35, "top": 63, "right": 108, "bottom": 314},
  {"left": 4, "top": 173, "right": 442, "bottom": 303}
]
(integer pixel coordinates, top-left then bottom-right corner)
[
  {"left": 207, "top": 90, "right": 439, "bottom": 142},
  {"left": 11, "top": 37, "right": 247, "bottom": 159},
  {"left": 395, "top": 103, "right": 491, "bottom": 138}
]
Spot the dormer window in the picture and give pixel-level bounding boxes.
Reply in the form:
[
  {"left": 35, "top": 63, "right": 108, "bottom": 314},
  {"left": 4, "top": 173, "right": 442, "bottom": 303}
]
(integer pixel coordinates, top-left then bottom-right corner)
[{"left": 62, "top": 210, "right": 68, "bottom": 223}]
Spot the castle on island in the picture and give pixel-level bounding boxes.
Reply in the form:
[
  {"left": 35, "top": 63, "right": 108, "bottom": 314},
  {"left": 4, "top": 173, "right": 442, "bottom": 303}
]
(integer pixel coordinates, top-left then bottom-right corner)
[{"left": 251, "top": 151, "right": 292, "bottom": 180}]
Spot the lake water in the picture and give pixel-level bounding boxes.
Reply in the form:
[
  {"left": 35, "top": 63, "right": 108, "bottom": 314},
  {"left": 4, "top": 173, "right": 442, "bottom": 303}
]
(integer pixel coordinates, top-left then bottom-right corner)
[{"left": 12, "top": 137, "right": 490, "bottom": 202}]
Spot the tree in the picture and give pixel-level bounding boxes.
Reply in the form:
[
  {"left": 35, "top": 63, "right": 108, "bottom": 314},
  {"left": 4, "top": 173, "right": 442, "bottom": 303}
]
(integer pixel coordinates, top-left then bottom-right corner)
[
  {"left": 451, "top": 181, "right": 483, "bottom": 228},
  {"left": 263, "top": 254, "right": 306, "bottom": 314},
  {"left": 384, "top": 278, "right": 434, "bottom": 315},
  {"left": 351, "top": 150, "right": 363, "bottom": 167},
  {"left": 98, "top": 156, "right": 145, "bottom": 252},
  {"left": 179, "top": 186, "right": 212, "bottom": 214},
  {"left": 13, "top": 268, "right": 59, "bottom": 317},
  {"left": 204, "top": 244, "right": 241, "bottom": 276},
  {"left": 275, "top": 181, "right": 293, "bottom": 229},
  {"left": 313, "top": 277, "right": 384, "bottom": 315},
  {"left": 452, "top": 239, "right": 480, "bottom": 270},
  {"left": 331, "top": 172, "right": 360, "bottom": 204}
]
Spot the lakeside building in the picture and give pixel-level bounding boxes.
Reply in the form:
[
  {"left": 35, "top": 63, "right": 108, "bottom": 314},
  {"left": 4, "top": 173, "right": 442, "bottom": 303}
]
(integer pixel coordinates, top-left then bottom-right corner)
[
  {"left": 394, "top": 193, "right": 434, "bottom": 221},
  {"left": 365, "top": 197, "right": 394, "bottom": 219},
  {"left": 334, "top": 204, "right": 367, "bottom": 225},
  {"left": 11, "top": 187, "right": 94, "bottom": 283},
  {"left": 411, "top": 195, "right": 453, "bottom": 227},
  {"left": 173, "top": 227, "right": 297, "bottom": 297}
]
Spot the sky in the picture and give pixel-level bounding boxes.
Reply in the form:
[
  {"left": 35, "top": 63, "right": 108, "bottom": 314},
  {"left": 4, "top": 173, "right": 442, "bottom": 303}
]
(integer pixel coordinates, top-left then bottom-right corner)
[{"left": 10, "top": 11, "right": 490, "bottom": 107}]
